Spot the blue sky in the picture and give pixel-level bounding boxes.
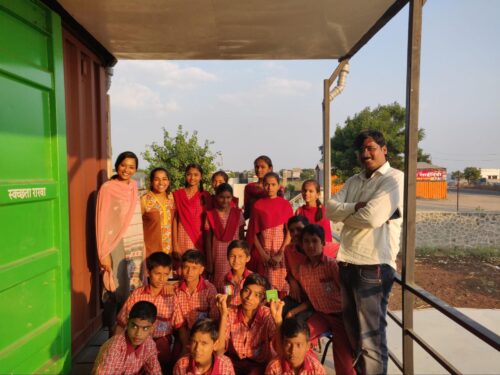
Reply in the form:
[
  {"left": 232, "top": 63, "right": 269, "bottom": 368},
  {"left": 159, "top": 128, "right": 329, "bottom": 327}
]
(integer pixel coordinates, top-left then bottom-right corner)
[{"left": 110, "top": 0, "right": 500, "bottom": 173}]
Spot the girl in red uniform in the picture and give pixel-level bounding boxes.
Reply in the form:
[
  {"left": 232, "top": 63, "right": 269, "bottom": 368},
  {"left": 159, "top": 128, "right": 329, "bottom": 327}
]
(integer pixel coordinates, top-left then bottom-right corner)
[
  {"left": 295, "top": 179, "right": 339, "bottom": 258},
  {"left": 205, "top": 183, "right": 244, "bottom": 290},
  {"left": 247, "top": 172, "right": 293, "bottom": 295},
  {"left": 173, "top": 164, "right": 210, "bottom": 258},
  {"left": 206, "top": 170, "right": 239, "bottom": 210},
  {"left": 243, "top": 155, "right": 274, "bottom": 220}
]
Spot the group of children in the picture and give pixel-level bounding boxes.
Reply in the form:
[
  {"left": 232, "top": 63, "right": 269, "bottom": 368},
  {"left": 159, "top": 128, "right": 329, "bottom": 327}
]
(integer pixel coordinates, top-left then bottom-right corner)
[
  {"left": 95, "top": 228, "right": 351, "bottom": 375},
  {"left": 94, "top": 154, "right": 357, "bottom": 374}
]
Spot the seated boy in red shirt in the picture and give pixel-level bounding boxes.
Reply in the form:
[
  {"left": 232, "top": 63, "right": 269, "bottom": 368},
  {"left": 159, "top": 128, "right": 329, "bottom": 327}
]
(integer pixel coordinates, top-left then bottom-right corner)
[
  {"left": 116, "top": 252, "right": 175, "bottom": 369},
  {"left": 173, "top": 318, "right": 235, "bottom": 375},
  {"left": 295, "top": 224, "right": 356, "bottom": 375},
  {"left": 218, "top": 273, "right": 282, "bottom": 375},
  {"left": 172, "top": 249, "right": 219, "bottom": 353},
  {"left": 93, "top": 301, "right": 161, "bottom": 375},
  {"left": 265, "top": 317, "right": 325, "bottom": 375},
  {"left": 221, "top": 240, "right": 253, "bottom": 308}
]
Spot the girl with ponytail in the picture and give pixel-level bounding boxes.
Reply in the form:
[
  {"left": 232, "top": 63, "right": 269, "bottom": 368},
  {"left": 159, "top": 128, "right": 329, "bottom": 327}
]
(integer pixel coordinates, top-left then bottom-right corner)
[{"left": 296, "top": 180, "right": 338, "bottom": 257}]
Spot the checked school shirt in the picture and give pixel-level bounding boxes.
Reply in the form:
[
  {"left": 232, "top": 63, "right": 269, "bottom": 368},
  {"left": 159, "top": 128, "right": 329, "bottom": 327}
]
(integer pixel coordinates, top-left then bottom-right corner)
[
  {"left": 92, "top": 333, "right": 161, "bottom": 375},
  {"left": 224, "top": 305, "right": 276, "bottom": 364},
  {"left": 172, "top": 277, "right": 219, "bottom": 329},
  {"left": 117, "top": 286, "right": 175, "bottom": 338}
]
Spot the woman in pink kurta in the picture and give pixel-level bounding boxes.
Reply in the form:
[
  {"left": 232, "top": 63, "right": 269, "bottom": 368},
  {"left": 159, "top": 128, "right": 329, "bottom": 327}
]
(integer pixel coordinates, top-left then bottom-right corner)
[
  {"left": 96, "top": 151, "right": 145, "bottom": 330},
  {"left": 247, "top": 172, "right": 293, "bottom": 295},
  {"left": 205, "top": 183, "right": 244, "bottom": 290}
]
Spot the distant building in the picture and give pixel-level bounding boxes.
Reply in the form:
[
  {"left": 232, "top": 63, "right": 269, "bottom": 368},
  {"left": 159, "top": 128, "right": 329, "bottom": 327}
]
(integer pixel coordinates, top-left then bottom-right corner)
[
  {"left": 282, "top": 168, "right": 302, "bottom": 180},
  {"left": 480, "top": 168, "right": 500, "bottom": 184}
]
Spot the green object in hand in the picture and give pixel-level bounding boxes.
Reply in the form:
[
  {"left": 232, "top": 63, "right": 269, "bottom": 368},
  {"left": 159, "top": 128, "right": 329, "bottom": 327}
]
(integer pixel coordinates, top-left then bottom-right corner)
[{"left": 266, "top": 289, "right": 279, "bottom": 302}]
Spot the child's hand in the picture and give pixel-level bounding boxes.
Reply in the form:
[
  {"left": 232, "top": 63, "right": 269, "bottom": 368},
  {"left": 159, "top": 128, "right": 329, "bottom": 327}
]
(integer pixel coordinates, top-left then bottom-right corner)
[
  {"left": 215, "top": 294, "right": 228, "bottom": 316},
  {"left": 267, "top": 254, "right": 277, "bottom": 267},
  {"left": 272, "top": 252, "right": 283, "bottom": 264},
  {"left": 286, "top": 307, "right": 299, "bottom": 319},
  {"left": 270, "top": 299, "right": 284, "bottom": 325},
  {"left": 163, "top": 282, "right": 177, "bottom": 295}
]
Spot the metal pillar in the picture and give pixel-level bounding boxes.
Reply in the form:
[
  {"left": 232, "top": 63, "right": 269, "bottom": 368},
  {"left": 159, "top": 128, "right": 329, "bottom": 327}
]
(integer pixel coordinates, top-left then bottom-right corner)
[
  {"left": 322, "top": 60, "right": 349, "bottom": 206},
  {"left": 402, "top": 0, "right": 424, "bottom": 373},
  {"left": 323, "top": 79, "right": 331, "bottom": 204}
]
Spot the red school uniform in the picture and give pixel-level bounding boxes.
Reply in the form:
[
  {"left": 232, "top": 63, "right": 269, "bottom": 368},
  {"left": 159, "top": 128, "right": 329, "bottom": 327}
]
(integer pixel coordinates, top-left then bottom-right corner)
[
  {"left": 297, "top": 255, "right": 356, "bottom": 375},
  {"left": 92, "top": 333, "right": 161, "bottom": 375},
  {"left": 221, "top": 268, "right": 252, "bottom": 308},
  {"left": 246, "top": 197, "right": 293, "bottom": 292},
  {"left": 295, "top": 205, "right": 339, "bottom": 258},
  {"left": 173, "top": 354, "right": 235, "bottom": 375},
  {"left": 172, "top": 277, "right": 219, "bottom": 329},
  {"left": 205, "top": 194, "right": 239, "bottom": 211},
  {"left": 265, "top": 350, "right": 326, "bottom": 375},
  {"left": 117, "top": 286, "right": 176, "bottom": 364},
  {"left": 117, "top": 286, "right": 175, "bottom": 338},
  {"left": 243, "top": 182, "right": 285, "bottom": 220},
  {"left": 205, "top": 207, "right": 244, "bottom": 290},
  {"left": 224, "top": 305, "right": 277, "bottom": 365},
  {"left": 173, "top": 188, "right": 211, "bottom": 253}
]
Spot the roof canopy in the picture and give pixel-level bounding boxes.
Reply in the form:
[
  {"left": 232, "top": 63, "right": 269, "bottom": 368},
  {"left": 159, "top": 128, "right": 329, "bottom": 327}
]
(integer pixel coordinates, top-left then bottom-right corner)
[{"left": 55, "top": 0, "right": 406, "bottom": 61}]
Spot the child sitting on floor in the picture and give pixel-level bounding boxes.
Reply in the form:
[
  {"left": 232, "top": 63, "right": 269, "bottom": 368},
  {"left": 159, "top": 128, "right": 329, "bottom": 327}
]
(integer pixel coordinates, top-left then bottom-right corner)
[
  {"left": 93, "top": 301, "right": 161, "bottom": 375},
  {"left": 295, "top": 224, "right": 356, "bottom": 375},
  {"left": 172, "top": 249, "right": 219, "bottom": 354},
  {"left": 265, "top": 317, "right": 326, "bottom": 375},
  {"left": 221, "top": 239, "right": 253, "bottom": 308},
  {"left": 173, "top": 318, "right": 235, "bottom": 375},
  {"left": 115, "top": 252, "right": 175, "bottom": 370}
]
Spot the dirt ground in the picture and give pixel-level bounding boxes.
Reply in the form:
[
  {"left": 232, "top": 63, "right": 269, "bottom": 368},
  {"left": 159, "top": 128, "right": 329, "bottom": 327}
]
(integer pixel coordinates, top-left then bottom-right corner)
[{"left": 389, "top": 256, "right": 500, "bottom": 310}]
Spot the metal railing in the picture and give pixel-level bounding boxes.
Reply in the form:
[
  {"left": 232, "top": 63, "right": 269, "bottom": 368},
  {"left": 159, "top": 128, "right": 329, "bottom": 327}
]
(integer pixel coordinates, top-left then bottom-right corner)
[{"left": 387, "top": 273, "right": 500, "bottom": 374}]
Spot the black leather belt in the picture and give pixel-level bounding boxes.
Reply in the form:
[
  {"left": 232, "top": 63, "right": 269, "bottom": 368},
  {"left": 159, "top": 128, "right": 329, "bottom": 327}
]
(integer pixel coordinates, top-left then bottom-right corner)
[{"left": 338, "top": 262, "right": 379, "bottom": 270}]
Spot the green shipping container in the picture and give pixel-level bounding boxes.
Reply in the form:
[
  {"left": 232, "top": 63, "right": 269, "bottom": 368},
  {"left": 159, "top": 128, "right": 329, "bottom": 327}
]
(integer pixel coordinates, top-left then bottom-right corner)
[{"left": 0, "top": 0, "right": 71, "bottom": 373}]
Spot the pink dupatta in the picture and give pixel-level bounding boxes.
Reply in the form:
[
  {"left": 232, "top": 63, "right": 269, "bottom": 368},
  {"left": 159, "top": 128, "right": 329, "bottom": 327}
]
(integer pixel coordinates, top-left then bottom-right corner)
[{"left": 96, "top": 179, "right": 139, "bottom": 291}]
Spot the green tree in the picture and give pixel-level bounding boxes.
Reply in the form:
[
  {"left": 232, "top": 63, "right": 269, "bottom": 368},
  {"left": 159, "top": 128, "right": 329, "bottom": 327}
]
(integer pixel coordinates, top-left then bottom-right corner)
[
  {"left": 300, "top": 168, "right": 315, "bottom": 181},
  {"left": 323, "top": 102, "right": 429, "bottom": 181},
  {"left": 463, "top": 167, "right": 481, "bottom": 184},
  {"left": 142, "top": 125, "right": 220, "bottom": 190},
  {"left": 451, "top": 170, "right": 464, "bottom": 180}
]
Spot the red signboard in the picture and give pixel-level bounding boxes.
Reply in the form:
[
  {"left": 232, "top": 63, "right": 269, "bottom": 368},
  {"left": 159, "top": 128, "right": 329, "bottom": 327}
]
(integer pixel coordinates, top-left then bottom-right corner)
[{"left": 416, "top": 169, "right": 446, "bottom": 181}]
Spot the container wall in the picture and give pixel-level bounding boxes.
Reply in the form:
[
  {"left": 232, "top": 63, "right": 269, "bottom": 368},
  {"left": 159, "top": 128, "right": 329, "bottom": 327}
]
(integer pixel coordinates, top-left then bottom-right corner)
[
  {"left": 416, "top": 181, "right": 448, "bottom": 200},
  {"left": 0, "top": 1, "right": 71, "bottom": 373},
  {"left": 62, "top": 29, "right": 109, "bottom": 355}
]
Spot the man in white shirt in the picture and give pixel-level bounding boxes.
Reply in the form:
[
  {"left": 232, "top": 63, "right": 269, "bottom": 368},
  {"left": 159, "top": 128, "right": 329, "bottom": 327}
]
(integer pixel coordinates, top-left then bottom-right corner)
[{"left": 327, "top": 130, "right": 403, "bottom": 375}]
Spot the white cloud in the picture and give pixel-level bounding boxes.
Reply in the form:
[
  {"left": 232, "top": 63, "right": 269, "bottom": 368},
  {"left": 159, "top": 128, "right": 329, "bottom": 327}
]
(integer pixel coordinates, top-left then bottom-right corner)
[
  {"left": 116, "top": 61, "right": 216, "bottom": 89},
  {"left": 110, "top": 80, "right": 180, "bottom": 114},
  {"left": 263, "top": 77, "right": 312, "bottom": 96},
  {"left": 217, "top": 77, "right": 313, "bottom": 105}
]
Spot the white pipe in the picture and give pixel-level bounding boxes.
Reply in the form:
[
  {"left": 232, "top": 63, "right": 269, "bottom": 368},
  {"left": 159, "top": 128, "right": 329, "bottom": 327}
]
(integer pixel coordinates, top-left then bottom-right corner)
[{"left": 329, "top": 62, "right": 350, "bottom": 101}]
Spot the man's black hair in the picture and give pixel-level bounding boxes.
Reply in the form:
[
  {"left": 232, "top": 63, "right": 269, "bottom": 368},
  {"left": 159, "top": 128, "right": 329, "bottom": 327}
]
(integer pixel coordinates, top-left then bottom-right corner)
[{"left": 353, "top": 129, "right": 387, "bottom": 149}]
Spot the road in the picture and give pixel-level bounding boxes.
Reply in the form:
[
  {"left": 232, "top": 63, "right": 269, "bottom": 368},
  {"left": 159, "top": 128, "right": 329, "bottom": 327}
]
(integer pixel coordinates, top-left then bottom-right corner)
[
  {"left": 417, "top": 190, "right": 500, "bottom": 212},
  {"left": 448, "top": 187, "right": 500, "bottom": 196}
]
